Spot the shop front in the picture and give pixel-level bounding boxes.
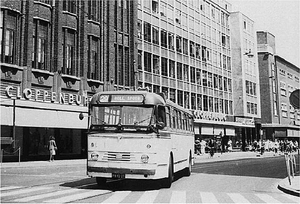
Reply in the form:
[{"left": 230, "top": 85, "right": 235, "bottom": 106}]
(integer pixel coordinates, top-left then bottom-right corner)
[{"left": 1, "top": 86, "right": 89, "bottom": 162}]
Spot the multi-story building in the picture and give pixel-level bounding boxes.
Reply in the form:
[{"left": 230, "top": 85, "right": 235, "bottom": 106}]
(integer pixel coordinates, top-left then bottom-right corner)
[
  {"left": 230, "top": 12, "right": 261, "bottom": 149},
  {"left": 257, "top": 31, "right": 300, "bottom": 140},
  {"left": 0, "top": 0, "right": 136, "bottom": 161}
]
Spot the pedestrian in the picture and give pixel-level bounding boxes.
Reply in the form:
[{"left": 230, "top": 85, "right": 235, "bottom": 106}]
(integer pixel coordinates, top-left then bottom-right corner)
[
  {"left": 200, "top": 139, "right": 207, "bottom": 155},
  {"left": 195, "top": 139, "right": 201, "bottom": 155},
  {"left": 227, "top": 138, "right": 233, "bottom": 152},
  {"left": 208, "top": 138, "right": 215, "bottom": 158},
  {"left": 48, "top": 136, "right": 57, "bottom": 162}
]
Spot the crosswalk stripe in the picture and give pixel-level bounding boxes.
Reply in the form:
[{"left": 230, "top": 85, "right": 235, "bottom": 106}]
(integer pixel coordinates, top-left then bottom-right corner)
[
  {"left": 0, "top": 186, "right": 22, "bottom": 191},
  {"left": 14, "top": 188, "right": 80, "bottom": 202},
  {"left": 44, "top": 189, "right": 110, "bottom": 203},
  {"left": 0, "top": 187, "right": 49, "bottom": 198},
  {"left": 170, "top": 191, "right": 186, "bottom": 203},
  {"left": 136, "top": 190, "right": 159, "bottom": 203},
  {"left": 200, "top": 192, "right": 218, "bottom": 203},
  {"left": 227, "top": 193, "right": 250, "bottom": 203},
  {"left": 255, "top": 193, "right": 281, "bottom": 203},
  {"left": 101, "top": 191, "right": 131, "bottom": 203}
]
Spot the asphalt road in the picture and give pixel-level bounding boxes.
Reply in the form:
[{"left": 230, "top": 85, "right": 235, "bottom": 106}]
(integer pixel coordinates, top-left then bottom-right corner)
[{"left": 1, "top": 155, "right": 299, "bottom": 203}]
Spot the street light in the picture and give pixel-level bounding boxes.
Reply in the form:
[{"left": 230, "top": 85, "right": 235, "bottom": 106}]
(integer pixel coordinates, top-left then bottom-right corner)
[{"left": 244, "top": 49, "right": 254, "bottom": 58}]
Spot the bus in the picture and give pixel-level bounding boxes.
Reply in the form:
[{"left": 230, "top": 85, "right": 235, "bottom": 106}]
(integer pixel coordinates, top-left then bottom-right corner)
[{"left": 86, "top": 90, "right": 195, "bottom": 187}]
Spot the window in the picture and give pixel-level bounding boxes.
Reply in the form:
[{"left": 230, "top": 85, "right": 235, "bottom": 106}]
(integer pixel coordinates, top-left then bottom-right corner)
[
  {"left": 161, "top": 30, "right": 167, "bottom": 48},
  {"left": 168, "top": 33, "right": 174, "bottom": 50},
  {"left": 203, "top": 95, "right": 208, "bottom": 111},
  {"left": 161, "top": 57, "right": 168, "bottom": 76},
  {"left": 63, "top": 0, "right": 77, "bottom": 14},
  {"left": 32, "top": 20, "right": 49, "bottom": 70},
  {"left": 183, "top": 64, "right": 189, "bottom": 82},
  {"left": 202, "top": 71, "right": 207, "bottom": 87},
  {"left": 62, "top": 29, "right": 76, "bottom": 75},
  {"left": 183, "top": 38, "right": 188, "bottom": 55},
  {"left": 144, "top": 52, "right": 151, "bottom": 72},
  {"left": 280, "top": 81, "right": 287, "bottom": 96},
  {"left": 0, "top": 10, "right": 18, "bottom": 64},
  {"left": 169, "top": 60, "right": 175, "bottom": 78},
  {"left": 190, "top": 41, "right": 195, "bottom": 57},
  {"left": 152, "top": 0, "right": 159, "bottom": 13},
  {"left": 176, "top": 35, "right": 182, "bottom": 53},
  {"left": 144, "top": 22, "right": 151, "bottom": 42},
  {"left": 196, "top": 44, "right": 201, "bottom": 59},
  {"left": 88, "top": 0, "right": 100, "bottom": 21},
  {"left": 197, "top": 94, "right": 202, "bottom": 110},
  {"left": 153, "top": 55, "right": 160, "bottom": 74},
  {"left": 88, "top": 36, "right": 99, "bottom": 80},
  {"left": 152, "top": 26, "right": 159, "bottom": 45},
  {"left": 178, "top": 90, "right": 183, "bottom": 107},
  {"left": 190, "top": 67, "right": 195, "bottom": 83},
  {"left": 177, "top": 62, "right": 182, "bottom": 80},
  {"left": 208, "top": 72, "right": 213, "bottom": 88}
]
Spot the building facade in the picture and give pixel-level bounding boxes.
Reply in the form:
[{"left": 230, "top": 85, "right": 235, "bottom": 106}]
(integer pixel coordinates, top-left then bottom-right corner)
[
  {"left": 0, "top": 0, "right": 137, "bottom": 161},
  {"left": 257, "top": 31, "right": 300, "bottom": 140},
  {"left": 136, "top": 0, "right": 253, "bottom": 146},
  {"left": 230, "top": 12, "right": 261, "bottom": 149}
]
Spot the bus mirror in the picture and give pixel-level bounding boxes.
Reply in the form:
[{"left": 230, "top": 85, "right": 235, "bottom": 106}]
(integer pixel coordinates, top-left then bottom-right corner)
[
  {"left": 156, "top": 121, "right": 165, "bottom": 129},
  {"left": 79, "top": 112, "right": 84, "bottom": 120}
]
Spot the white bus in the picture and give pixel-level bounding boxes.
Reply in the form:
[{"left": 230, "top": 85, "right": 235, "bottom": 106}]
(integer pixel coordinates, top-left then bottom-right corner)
[{"left": 87, "top": 90, "right": 194, "bottom": 187}]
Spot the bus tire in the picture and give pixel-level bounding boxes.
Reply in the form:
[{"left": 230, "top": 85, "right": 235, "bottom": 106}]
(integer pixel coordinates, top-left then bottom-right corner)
[
  {"left": 96, "top": 177, "right": 107, "bottom": 187},
  {"left": 184, "top": 152, "right": 192, "bottom": 176},
  {"left": 164, "top": 155, "right": 174, "bottom": 188}
]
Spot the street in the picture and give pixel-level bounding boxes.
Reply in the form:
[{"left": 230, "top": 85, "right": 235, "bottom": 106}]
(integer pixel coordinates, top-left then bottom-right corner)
[{"left": 1, "top": 155, "right": 299, "bottom": 203}]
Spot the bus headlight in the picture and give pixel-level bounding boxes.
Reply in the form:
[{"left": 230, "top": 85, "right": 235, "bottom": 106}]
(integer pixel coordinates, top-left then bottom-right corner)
[
  {"left": 91, "top": 152, "right": 99, "bottom": 161},
  {"left": 141, "top": 155, "right": 149, "bottom": 163}
]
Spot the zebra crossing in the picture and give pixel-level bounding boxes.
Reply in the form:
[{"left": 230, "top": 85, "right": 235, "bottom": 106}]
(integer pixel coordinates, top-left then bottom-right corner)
[{"left": 1, "top": 185, "right": 299, "bottom": 203}]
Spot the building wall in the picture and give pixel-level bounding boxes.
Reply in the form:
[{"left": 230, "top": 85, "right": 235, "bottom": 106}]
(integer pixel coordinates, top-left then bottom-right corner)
[
  {"left": 230, "top": 12, "right": 261, "bottom": 120},
  {"left": 0, "top": 0, "right": 136, "bottom": 160},
  {"left": 137, "top": 0, "right": 234, "bottom": 124}
]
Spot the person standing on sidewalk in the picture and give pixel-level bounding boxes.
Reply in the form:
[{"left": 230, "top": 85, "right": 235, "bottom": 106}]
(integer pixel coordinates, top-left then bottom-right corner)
[
  {"left": 48, "top": 136, "right": 57, "bottom": 162},
  {"left": 200, "top": 139, "right": 207, "bottom": 155},
  {"left": 208, "top": 138, "right": 215, "bottom": 158}
]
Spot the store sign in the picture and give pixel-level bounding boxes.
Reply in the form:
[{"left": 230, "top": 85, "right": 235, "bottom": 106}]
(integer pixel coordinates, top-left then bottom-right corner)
[
  {"left": 193, "top": 110, "right": 227, "bottom": 121},
  {"left": 5, "top": 85, "right": 90, "bottom": 106},
  {"left": 235, "top": 117, "right": 254, "bottom": 125}
]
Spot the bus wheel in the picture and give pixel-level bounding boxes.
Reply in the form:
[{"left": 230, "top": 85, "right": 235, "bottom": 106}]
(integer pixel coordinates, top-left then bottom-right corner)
[
  {"left": 184, "top": 153, "right": 192, "bottom": 176},
  {"left": 96, "top": 177, "right": 107, "bottom": 187},
  {"left": 164, "top": 155, "right": 174, "bottom": 188}
]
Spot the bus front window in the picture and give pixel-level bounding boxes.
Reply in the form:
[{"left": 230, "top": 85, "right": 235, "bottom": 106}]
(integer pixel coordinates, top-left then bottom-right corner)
[{"left": 91, "top": 106, "right": 154, "bottom": 129}]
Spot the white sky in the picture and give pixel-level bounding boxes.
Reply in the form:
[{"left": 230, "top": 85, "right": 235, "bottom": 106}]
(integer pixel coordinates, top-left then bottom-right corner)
[{"left": 228, "top": 0, "right": 300, "bottom": 67}]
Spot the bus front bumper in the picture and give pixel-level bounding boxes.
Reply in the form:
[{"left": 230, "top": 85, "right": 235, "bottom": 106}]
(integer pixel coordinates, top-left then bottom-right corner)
[{"left": 87, "top": 161, "right": 160, "bottom": 179}]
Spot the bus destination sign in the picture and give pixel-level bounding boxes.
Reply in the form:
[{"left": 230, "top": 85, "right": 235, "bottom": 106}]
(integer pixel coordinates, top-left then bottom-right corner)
[{"left": 111, "top": 95, "right": 144, "bottom": 103}]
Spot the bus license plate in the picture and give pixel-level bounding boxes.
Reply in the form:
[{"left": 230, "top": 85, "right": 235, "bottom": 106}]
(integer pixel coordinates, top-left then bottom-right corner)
[{"left": 112, "top": 173, "right": 125, "bottom": 179}]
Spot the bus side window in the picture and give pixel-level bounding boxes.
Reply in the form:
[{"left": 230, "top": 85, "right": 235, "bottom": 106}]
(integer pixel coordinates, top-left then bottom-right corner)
[
  {"left": 157, "top": 106, "right": 166, "bottom": 124},
  {"left": 165, "top": 106, "right": 171, "bottom": 128}
]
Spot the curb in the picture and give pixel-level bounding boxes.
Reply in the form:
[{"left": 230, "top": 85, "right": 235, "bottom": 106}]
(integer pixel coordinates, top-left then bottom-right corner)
[{"left": 278, "top": 179, "right": 300, "bottom": 197}]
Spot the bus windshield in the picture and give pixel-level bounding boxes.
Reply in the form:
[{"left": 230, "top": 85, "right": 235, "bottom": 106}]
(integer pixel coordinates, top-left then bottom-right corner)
[{"left": 90, "top": 105, "right": 155, "bottom": 131}]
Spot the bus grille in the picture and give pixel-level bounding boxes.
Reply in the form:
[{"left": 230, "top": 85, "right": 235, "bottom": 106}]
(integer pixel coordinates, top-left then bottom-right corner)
[{"left": 103, "top": 152, "right": 135, "bottom": 162}]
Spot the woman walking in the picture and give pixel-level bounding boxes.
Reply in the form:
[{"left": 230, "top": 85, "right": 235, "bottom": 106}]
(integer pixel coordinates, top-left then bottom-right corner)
[{"left": 48, "top": 136, "right": 57, "bottom": 162}]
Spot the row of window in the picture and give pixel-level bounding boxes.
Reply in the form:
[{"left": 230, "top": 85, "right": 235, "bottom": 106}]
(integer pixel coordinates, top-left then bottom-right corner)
[
  {"left": 140, "top": 0, "right": 229, "bottom": 28},
  {"left": 0, "top": 9, "right": 105, "bottom": 80},
  {"left": 143, "top": 83, "right": 234, "bottom": 114},
  {"left": 139, "top": 51, "right": 233, "bottom": 92},
  {"left": 163, "top": 105, "right": 194, "bottom": 132},
  {"left": 139, "top": 21, "right": 231, "bottom": 69}
]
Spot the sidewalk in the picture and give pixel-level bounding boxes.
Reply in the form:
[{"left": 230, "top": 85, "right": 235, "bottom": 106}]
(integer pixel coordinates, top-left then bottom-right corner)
[{"left": 0, "top": 159, "right": 86, "bottom": 168}]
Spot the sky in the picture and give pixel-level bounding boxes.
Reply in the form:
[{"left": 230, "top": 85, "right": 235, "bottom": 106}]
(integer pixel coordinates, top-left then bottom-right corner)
[{"left": 228, "top": 0, "right": 300, "bottom": 67}]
